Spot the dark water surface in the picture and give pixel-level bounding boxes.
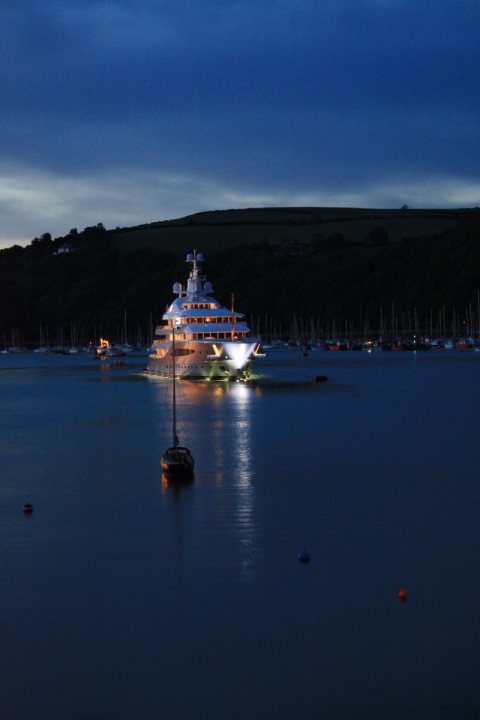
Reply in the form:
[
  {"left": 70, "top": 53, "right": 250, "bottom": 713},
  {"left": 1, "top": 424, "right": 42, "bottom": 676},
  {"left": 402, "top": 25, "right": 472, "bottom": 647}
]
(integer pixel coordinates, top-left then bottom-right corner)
[{"left": 1, "top": 349, "right": 480, "bottom": 719}]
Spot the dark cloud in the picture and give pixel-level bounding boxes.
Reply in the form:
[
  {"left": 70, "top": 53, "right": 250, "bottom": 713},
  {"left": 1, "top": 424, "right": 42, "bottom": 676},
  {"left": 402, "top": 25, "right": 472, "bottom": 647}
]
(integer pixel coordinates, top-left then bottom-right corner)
[{"left": 1, "top": 0, "right": 479, "bottom": 247}]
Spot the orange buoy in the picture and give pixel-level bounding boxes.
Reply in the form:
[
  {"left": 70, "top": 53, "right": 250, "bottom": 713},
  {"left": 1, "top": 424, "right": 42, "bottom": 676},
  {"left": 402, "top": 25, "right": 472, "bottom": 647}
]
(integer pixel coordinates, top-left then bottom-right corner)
[{"left": 398, "top": 588, "right": 408, "bottom": 601}]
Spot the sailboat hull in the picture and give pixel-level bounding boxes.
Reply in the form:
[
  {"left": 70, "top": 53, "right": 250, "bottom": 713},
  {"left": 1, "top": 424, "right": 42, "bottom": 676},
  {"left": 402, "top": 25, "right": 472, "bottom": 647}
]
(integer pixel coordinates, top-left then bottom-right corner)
[{"left": 161, "top": 446, "right": 195, "bottom": 475}]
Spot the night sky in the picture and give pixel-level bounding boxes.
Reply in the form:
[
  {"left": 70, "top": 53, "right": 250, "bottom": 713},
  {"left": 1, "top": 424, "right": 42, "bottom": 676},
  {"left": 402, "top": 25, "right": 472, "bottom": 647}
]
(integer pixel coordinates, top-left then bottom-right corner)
[{"left": 1, "top": 0, "right": 479, "bottom": 248}]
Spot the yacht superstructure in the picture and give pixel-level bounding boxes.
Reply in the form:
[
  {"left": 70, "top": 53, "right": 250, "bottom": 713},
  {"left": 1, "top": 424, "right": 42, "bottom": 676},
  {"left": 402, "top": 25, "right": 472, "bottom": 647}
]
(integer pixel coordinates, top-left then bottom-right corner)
[{"left": 146, "top": 250, "right": 263, "bottom": 379}]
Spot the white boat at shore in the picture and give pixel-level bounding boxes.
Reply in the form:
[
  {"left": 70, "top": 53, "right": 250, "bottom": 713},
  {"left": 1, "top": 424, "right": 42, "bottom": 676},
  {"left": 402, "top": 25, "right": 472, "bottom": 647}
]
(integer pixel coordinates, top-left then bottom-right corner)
[{"left": 146, "top": 250, "right": 264, "bottom": 380}]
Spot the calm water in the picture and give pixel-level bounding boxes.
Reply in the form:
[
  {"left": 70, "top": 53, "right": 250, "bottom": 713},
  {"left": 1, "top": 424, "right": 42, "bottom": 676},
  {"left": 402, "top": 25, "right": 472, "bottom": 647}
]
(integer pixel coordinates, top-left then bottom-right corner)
[{"left": 1, "top": 348, "right": 480, "bottom": 720}]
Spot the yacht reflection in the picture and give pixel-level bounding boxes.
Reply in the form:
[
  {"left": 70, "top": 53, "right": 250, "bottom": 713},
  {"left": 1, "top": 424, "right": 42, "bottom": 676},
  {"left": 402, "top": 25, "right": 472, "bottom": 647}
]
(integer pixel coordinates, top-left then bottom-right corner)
[
  {"left": 147, "top": 375, "right": 264, "bottom": 400},
  {"left": 161, "top": 471, "right": 194, "bottom": 496},
  {"left": 212, "top": 381, "right": 257, "bottom": 582}
]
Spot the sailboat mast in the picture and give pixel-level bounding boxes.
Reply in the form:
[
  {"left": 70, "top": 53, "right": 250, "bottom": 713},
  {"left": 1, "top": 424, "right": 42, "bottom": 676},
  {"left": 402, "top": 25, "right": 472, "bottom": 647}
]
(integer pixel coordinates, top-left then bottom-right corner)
[{"left": 172, "top": 325, "right": 178, "bottom": 448}]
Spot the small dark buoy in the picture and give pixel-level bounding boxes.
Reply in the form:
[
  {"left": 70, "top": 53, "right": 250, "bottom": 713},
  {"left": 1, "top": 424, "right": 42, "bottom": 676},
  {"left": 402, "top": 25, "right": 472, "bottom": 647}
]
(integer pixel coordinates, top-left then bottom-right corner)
[
  {"left": 297, "top": 551, "right": 311, "bottom": 563},
  {"left": 312, "top": 375, "right": 328, "bottom": 383},
  {"left": 22, "top": 503, "right": 33, "bottom": 514},
  {"left": 398, "top": 588, "right": 408, "bottom": 601}
]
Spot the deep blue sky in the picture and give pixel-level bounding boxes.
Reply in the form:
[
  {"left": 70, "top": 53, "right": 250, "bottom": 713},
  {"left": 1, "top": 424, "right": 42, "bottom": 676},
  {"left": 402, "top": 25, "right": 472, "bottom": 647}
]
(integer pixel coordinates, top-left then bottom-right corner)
[{"left": 1, "top": 0, "right": 479, "bottom": 248}]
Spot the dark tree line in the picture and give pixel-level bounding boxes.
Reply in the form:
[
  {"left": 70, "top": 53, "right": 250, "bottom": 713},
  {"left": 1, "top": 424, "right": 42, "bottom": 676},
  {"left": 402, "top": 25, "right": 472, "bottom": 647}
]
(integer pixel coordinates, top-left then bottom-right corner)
[{"left": 1, "top": 216, "right": 480, "bottom": 346}]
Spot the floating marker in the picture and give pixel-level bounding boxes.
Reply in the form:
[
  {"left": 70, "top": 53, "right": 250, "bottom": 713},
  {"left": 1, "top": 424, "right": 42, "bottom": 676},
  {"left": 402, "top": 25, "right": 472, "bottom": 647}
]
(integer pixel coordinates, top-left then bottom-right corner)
[
  {"left": 297, "top": 551, "right": 311, "bottom": 563},
  {"left": 398, "top": 588, "right": 408, "bottom": 601},
  {"left": 312, "top": 375, "right": 328, "bottom": 383},
  {"left": 22, "top": 503, "right": 33, "bottom": 514}
]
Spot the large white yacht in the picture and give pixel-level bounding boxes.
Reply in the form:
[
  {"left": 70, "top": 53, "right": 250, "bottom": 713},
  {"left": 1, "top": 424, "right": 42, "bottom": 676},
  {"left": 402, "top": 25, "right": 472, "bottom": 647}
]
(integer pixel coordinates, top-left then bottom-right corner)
[{"left": 146, "top": 250, "right": 264, "bottom": 379}]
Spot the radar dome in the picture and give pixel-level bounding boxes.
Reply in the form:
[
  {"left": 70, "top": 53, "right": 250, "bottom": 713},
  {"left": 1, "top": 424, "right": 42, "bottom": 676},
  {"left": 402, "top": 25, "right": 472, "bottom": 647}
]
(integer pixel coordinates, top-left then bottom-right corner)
[
  {"left": 203, "top": 281, "right": 213, "bottom": 293},
  {"left": 186, "top": 253, "right": 194, "bottom": 262},
  {"left": 196, "top": 252, "right": 205, "bottom": 262},
  {"left": 172, "top": 282, "right": 182, "bottom": 294}
]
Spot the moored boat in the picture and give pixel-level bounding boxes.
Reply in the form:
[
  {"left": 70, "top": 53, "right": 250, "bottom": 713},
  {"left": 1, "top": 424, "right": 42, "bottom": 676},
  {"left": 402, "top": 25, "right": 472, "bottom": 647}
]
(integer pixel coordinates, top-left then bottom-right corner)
[
  {"left": 161, "top": 445, "right": 195, "bottom": 475},
  {"left": 327, "top": 341, "right": 347, "bottom": 351},
  {"left": 456, "top": 339, "right": 475, "bottom": 351},
  {"left": 160, "top": 327, "right": 195, "bottom": 477},
  {"left": 94, "top": 338, "right": 126, "bottom": 359},
  {"left": 146, "top": 250, "right": 264, "bottom": 380}
]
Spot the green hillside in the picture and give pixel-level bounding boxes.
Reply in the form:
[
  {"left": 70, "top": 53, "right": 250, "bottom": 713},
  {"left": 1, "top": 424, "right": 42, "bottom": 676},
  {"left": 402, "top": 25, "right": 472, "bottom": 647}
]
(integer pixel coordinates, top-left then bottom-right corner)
[{"left": 111, "top": 206, "right": 472, "bottom": 254}]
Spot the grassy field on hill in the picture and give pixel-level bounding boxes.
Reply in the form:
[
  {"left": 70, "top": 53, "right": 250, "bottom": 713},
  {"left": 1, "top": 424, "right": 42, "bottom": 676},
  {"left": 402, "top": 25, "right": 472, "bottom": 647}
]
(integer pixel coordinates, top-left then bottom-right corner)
[{"left": 111, "top": 207, "right": 471, "bottom": 254}]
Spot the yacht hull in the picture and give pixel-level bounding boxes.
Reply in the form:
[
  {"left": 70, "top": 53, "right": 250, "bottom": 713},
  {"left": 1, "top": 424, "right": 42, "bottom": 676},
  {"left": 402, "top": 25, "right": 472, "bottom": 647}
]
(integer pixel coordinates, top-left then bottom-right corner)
[{"left": 146, "top": 339, "right": 259, "bottom": 379}]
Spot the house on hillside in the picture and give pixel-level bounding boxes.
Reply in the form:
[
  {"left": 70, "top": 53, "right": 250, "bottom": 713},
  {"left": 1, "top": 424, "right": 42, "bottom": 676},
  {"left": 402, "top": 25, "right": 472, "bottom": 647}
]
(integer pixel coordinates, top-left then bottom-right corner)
[{"left": 54, "top": 243, "right": 74, "bottom": 255}]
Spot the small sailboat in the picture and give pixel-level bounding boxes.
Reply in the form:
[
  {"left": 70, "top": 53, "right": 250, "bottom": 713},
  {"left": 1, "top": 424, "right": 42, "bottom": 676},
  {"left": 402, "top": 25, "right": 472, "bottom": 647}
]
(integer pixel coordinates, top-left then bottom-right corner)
[{"left": 161, "top": 327, "right": 195, "bottom": 476}]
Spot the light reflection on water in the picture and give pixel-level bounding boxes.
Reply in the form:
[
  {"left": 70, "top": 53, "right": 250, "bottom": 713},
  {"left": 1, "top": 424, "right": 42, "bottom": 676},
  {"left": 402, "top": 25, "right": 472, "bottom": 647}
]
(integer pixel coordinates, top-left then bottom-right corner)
[
  {"left": 155, "top": 378, "right": 259, "bottom": 581},
  {"left": 228, "top": 383, "right": 256, "bottom": 581}
]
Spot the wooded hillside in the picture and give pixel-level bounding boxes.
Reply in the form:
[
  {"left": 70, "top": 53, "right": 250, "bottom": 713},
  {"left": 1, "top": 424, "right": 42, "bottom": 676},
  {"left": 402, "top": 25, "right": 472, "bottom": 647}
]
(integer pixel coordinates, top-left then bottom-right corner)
[{"left": 1, "top": 207, "right": 480, "bottom": 345}]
